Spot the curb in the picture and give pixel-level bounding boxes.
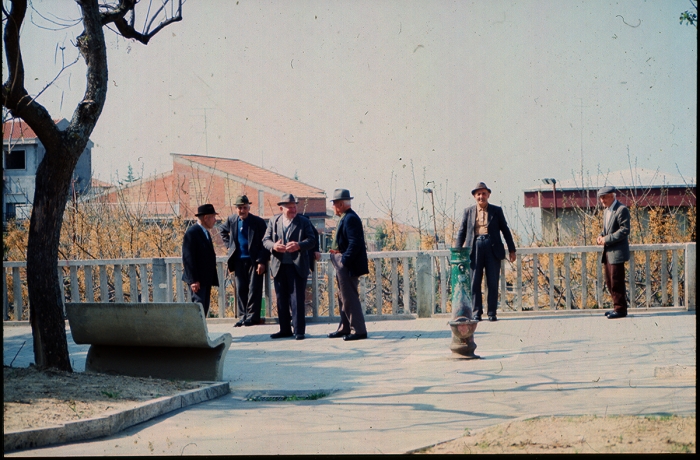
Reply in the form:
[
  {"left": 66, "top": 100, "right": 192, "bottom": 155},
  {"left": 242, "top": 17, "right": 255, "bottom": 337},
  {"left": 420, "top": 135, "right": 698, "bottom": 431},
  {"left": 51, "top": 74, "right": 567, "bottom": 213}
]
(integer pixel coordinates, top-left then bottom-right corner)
[{"left": 4, "top": 381, "right": 230, "bottom": 453}]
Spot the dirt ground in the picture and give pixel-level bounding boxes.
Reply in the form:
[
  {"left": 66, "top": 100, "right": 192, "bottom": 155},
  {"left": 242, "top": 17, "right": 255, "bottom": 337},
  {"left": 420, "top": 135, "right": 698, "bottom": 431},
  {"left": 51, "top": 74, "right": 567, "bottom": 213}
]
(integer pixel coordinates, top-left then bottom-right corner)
[
  {"left": 416, "top": 414, "right": 696, "bottom": 454},
  {"left": 3, "top": 366, "right": 206, "bottom": 432},
  {"left": 3, "top": 366, "right": 696, "bottom": 454}
]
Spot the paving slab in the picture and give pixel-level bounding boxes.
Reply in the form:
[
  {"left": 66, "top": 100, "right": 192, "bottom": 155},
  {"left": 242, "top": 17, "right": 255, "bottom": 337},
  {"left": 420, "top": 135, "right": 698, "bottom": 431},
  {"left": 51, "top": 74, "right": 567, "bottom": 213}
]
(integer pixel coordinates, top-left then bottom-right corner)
[{"left": 3, "top": 310, "right": 695, "bottom": 455}]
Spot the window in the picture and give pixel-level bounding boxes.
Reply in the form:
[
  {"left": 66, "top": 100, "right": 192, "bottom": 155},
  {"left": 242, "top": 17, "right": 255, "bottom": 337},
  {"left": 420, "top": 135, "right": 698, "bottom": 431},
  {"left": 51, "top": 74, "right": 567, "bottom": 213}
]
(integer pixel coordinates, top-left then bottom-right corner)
[
  {"left": 4, "top": 149, "right": 26, "bottom": 170},
  {"left": 5, "top": 203, "right": 16, "bottom": 219}
]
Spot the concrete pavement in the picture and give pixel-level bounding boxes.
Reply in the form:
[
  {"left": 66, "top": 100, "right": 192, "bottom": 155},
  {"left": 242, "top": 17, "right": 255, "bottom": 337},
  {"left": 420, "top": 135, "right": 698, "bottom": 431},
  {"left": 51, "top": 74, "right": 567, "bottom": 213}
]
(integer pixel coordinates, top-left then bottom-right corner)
[{"left": 3, "top": 310, "right": 696, "bottom": 455}]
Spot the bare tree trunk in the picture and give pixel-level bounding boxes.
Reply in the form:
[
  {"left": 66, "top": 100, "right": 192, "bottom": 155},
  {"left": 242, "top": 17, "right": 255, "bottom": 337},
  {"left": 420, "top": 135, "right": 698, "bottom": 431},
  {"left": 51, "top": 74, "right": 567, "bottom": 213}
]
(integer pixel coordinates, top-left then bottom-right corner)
[
  {"left": 26, "top": 142, "right": 90, "bottom": 369},
  {"left": 3, "top": 0, "right": 182, "bottom": 371}
]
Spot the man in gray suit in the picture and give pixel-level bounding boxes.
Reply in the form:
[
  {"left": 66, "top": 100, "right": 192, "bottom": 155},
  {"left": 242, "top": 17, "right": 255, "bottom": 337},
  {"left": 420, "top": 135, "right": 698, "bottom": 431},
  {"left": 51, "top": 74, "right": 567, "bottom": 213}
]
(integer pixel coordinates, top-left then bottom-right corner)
[
  {"left": 596, "top": 186, "right": 631, "bottom": 319},
  {"left": 263, "top": 194, "right": 316, "bottom": 340},
  {"left": 455, "top": 182, "right": 516, "bottom": 322}
]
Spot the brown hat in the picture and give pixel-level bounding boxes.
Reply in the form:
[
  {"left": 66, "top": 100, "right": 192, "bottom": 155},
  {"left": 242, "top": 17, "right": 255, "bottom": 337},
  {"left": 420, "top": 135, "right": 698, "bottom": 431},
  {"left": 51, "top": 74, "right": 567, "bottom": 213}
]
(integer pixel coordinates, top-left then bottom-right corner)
[
  {"left": 195, "top": 203, "right": 218, "bottom": 216},
  {"left": 471, "top": 182, "right": 491, "bottom": 195},
  {"left": 277, "top": 193, "right": 299, "bottom": 206},
  {"left": 234, "top": 195, "right": 252, "bottom": 206}
]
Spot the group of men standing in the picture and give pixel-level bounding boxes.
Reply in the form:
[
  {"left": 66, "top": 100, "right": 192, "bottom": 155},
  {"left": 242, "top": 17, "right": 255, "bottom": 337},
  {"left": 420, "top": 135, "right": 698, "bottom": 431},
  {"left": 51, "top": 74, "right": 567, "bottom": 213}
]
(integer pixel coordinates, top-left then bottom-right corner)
[
  {"left": 183, "top": 181, "right": 631, "bottom": 336},
  {"left": 181, "top": 189, "right": 369, "bottom": 341}
]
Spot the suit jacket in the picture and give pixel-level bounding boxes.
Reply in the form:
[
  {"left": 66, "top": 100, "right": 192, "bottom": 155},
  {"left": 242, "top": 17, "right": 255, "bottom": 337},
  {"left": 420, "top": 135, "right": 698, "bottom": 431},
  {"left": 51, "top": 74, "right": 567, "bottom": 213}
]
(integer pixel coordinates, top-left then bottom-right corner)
[
  {"left": 262, "top": 213, "right": 316, "bottom": 279},
  {"left": 455, "top": 203, "right": 516, "bottom": 266},
  {"left": 599, "top": 200, "right": 630, "bottom": 264},
  {"left": 182, "top": 224, "right": 219, "bottom": 287},
  {"left": 218, "top": 213, "right": 270, "bottom": 273},
  {"left": 335, "top": 208, "right": 369, "bottom": 277}
]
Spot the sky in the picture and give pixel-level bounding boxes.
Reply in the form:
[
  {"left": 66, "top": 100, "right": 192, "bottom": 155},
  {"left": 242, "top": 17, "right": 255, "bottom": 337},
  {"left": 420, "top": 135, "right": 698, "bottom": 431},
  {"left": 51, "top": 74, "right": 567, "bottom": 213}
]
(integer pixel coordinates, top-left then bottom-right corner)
[{"left": 4, "top": 0, "right": 697, "bottom": 236}]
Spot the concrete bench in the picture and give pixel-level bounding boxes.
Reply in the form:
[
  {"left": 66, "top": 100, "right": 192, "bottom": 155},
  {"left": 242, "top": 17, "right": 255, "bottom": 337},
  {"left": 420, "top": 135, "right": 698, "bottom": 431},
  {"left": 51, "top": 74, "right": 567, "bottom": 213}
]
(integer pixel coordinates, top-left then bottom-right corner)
[{"left": 65, "top": 302, "right": 232, "bottom": 381}]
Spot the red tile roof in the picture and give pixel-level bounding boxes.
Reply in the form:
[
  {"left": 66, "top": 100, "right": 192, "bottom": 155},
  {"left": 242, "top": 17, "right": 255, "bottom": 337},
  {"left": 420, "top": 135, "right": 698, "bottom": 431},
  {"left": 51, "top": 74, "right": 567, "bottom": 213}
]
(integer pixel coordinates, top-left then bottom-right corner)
[
  {"left": 3, "top": 118, "right": 67, "bottom": 141},
  {"left": 174, "top": 154, "right": 326, "bottom": 198},
  {"left": 3, "top": 119, "right": 37, "bottom": 141}
]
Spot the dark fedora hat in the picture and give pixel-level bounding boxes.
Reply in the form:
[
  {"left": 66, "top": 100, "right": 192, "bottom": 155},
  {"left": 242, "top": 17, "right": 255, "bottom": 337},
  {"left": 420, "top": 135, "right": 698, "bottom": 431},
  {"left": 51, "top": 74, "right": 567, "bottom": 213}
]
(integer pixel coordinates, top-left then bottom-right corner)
[
  {"left": 234, "top": 195, "right": 252, "bottom": 206},
  {"left": 330, "top": 188, "right": 353, "bottom": 202},
  {"left": 471, "top": 182, "right": 492, "bottom": 195},
  {"left": 277, "top": 193, "right": 299, "bottom": 206},
  {"left": 195, "top": 203, "right": 218, "bottom": 216},
  {"left": 597, "top": 185, "right": 617, "bottom": 197}
]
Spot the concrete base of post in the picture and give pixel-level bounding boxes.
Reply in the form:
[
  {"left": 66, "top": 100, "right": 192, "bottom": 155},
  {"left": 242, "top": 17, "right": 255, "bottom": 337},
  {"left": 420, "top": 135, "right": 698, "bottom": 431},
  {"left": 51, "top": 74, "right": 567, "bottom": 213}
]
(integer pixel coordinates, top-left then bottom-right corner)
[{"left": 448, "top": 317, "right": 480, "bottom": 359}]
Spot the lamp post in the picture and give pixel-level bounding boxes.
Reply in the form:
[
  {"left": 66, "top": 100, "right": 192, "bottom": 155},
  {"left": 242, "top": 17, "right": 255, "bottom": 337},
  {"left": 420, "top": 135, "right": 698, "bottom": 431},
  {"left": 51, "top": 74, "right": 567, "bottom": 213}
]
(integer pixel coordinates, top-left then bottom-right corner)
[
  {"left": 542, "top": 178, "right": 559, "bottom": 244},
  {"left": 423, "top": 188, "right": 439, "bottom": 250}
]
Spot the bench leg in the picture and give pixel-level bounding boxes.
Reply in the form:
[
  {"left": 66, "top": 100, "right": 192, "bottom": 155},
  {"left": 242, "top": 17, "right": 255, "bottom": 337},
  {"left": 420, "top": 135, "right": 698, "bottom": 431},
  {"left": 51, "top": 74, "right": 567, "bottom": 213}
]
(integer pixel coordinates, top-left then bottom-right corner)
[{"left": 85, "top": 344, "right": 229, "bottom": 381}]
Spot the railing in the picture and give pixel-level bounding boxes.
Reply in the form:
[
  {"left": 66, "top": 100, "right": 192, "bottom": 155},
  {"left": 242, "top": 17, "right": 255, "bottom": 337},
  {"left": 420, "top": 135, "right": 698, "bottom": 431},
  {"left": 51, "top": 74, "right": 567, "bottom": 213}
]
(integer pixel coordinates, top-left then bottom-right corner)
[{"left": 3, "top": 243, "right": 696, "bottom": 321}]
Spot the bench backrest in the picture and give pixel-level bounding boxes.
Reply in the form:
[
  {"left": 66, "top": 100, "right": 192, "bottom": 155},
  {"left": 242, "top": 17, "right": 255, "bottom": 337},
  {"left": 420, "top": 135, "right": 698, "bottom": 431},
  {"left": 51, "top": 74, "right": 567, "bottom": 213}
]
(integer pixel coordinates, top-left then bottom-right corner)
[{"left": 66, "top": 302, "right": 216, "bottom": 348}]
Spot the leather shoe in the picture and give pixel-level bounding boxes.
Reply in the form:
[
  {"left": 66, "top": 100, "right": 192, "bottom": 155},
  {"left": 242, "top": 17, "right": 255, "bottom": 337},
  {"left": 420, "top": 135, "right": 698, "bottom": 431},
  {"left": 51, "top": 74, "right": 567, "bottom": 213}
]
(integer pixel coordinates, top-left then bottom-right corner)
[
  {"left": 270, "top": 331, "right": 294, "bottom": 339},
  {"left": 244, "top": 320, "right": 260, "bottom": 326},
  {"left": 295, "top": 334, "right": 305, "bottom": 340},
  {"left": 234, "top": 320, "right": 244, "bottom": 327},
  {"left": 474, "top": 314, "right": 482, "bottom": 322},
  {"left": 343, "top": 333, "right": 368, "bottom": 341},
  {"left": 607, "top": 311, "right": 627, "bottom": 319},
  {"left": 327, "top": 330, "right": 349, "bottom": 338},
  {"left": 488, "top": 315, "right": 497, "bottom": 322}
]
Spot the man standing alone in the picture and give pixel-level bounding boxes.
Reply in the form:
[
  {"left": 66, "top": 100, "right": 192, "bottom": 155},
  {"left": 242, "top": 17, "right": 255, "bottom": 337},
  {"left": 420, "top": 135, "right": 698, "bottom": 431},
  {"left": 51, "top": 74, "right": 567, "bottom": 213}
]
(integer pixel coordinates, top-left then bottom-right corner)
[
  {"left": 455, "top": 182, "right": 516, "bottom": 322},
  {"left": 182, "top": 204, "right": 220, "bottom": 316},
  {"left": 327, "top": 189, "right": 369, "bottom": 341},
  {"left": 219, "top": 195, "right": 269, "bottom": 327},
  {"left": 263, "top": 194, "right": 316, "bottom": 340},
  {"left": 596, "top": 186, "right": 630, "bottom": 319}
]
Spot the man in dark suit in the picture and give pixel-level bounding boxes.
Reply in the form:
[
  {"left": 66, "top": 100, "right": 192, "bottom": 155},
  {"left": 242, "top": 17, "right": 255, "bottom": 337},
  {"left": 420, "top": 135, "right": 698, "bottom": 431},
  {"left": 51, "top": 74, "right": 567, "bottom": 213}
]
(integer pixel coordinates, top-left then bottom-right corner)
[
  {"left": 182, "top": 204, "right": 220, "bottom": 316},
  {"left": 327, "top": 189, "right": 370, "bottom": 341},
  {"left": 455, "top": 182, "right": 516, "bottom": 322},
  {"left": 219, "top": 195, "right": 269, "bottom": 327},
  {"left": 263, "top": 194, "right": 316, "bottom": 340},
  {"left": 596, "top": 186, "right": 631, "bottom": 319}
]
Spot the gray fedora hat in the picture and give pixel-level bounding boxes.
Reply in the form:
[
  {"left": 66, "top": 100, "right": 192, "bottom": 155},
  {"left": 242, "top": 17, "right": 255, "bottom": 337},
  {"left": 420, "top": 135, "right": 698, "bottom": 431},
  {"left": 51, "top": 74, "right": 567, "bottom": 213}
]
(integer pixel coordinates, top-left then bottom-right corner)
[
  {"left": 277, "top": 193, "right": 299, "bottom": 206},
  {"left": 195, "top": 203, "right": 218, "bottom": 216},
  {"left": 234, "top": 195, "right": 252, "bottom": 206},
  {"left": 471, "top": 182, "right": 491, "bottom": 195},
  {"left": 330, "top": 188, "right": 353, "bottom": 202},
  {"left": 597, "top": 185, "right": 617, "bottom": 197}
]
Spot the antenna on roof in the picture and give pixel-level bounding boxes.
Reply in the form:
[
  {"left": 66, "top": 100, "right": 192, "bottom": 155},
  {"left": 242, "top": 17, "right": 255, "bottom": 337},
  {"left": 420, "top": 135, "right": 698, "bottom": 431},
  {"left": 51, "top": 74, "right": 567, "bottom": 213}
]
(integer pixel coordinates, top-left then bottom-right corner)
[{"left": 196, "top": 107, "right": 214, "bottom": 156}]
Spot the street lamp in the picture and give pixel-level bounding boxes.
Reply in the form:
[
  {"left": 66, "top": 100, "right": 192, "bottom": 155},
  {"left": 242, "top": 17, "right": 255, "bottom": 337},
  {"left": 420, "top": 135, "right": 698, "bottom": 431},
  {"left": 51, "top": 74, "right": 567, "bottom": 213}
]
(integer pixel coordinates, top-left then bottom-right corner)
[
  {"left": 542, "top": 178, "right": 559, "bottom": 244},
  {"left": 423, "top": 187, "right": 439, "bottom": 250}
]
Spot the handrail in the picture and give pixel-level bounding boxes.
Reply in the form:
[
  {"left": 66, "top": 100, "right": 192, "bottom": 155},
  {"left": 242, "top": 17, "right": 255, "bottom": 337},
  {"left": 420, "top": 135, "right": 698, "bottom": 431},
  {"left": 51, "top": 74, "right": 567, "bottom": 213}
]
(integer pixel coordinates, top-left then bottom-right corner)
[{"left": 3, "top": 243, "right": 695, "bottom": 321}]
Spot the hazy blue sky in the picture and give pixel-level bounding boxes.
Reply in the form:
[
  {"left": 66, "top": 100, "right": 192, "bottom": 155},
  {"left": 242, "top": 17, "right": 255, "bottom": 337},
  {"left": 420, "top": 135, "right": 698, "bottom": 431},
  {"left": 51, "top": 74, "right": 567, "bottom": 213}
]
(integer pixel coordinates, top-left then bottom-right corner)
[{"left": 5, "top": 0, "right": 697, "bottom": 235}]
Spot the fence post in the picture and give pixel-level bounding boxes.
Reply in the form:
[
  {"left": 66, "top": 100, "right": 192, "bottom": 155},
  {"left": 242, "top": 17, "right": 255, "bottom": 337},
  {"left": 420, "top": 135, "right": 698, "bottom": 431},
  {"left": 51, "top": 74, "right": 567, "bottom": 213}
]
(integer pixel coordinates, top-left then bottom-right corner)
[
  {"left": 686, "top": 243, "right": 696, "bottom": 311},
  {"left": 416, "top": 253, "right": 432, "bottom": 318},
  {"left": 152, "top": 258, "right": 168, "bottom": 302}
]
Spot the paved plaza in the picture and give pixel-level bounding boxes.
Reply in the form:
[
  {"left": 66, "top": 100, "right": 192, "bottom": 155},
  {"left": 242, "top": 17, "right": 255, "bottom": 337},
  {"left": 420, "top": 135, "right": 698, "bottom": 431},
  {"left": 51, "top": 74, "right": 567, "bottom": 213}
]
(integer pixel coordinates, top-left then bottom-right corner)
[{"left": 3, "top": 310, "right": 696, "bottom": 455}]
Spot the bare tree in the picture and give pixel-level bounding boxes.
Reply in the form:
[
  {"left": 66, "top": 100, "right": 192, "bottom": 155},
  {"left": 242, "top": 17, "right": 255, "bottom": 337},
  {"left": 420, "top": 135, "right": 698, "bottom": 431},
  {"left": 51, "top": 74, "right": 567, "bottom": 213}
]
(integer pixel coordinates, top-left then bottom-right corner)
[{"left": 2, "top": 0, "right": 182, "bottom": 371}]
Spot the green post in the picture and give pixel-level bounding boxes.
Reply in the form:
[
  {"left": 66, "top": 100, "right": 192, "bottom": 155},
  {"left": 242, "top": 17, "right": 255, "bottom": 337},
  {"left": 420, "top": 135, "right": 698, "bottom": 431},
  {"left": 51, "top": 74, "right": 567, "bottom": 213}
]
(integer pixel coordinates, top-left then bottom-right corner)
[{"left": 450, "top": 248, "right": 473, "bottom": 319}]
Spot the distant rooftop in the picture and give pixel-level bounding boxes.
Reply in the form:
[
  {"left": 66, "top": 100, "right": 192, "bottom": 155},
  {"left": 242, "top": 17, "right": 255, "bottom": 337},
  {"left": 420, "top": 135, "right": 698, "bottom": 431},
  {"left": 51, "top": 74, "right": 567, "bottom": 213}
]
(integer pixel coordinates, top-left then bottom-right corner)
[{"left": 525, "top": 167, "right": 696, "bottom": 192}]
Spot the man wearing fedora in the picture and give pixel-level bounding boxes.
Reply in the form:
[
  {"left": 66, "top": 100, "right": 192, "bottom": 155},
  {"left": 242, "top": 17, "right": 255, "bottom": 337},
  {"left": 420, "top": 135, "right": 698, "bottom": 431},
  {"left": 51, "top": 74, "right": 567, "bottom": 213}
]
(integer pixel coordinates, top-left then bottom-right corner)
[
  {"left": 219, "top": 195, "right": 270, "bottom": 327},
  {"left": 596, "top": 186, "right": 630, "bottom": 319},
  {"left": 327, "top": 189, "right": 370, "bottom": 341},
  {"left": 455, "top": 182, "right": 516, "bottom": 322},
  {"left": 182, "top": 204, "right": 220, "bottom": 316},
  {"left": 263, "top": 193, "right": 317, "bottom": 340}
]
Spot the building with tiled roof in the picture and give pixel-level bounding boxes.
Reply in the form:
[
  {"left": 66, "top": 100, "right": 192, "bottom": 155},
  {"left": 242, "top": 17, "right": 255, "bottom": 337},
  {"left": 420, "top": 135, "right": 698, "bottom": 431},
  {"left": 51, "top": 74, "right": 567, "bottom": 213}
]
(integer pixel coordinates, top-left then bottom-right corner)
[
  {"left": 95, "top": 154, "right": 329, "bottom": 230},
  {"left": 3, "top": 118, "right": 92, "bottom": 222}
]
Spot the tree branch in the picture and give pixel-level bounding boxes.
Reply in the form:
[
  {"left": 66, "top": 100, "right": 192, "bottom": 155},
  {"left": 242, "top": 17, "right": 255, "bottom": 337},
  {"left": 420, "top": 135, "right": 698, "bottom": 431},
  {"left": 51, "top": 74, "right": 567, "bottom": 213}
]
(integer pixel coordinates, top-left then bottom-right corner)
[
  {"left": 101, "top": 0, "right": 183, "bottom": 45},
  {"left": 2, "top": 0, "right": 61, "bottom": 147}
]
